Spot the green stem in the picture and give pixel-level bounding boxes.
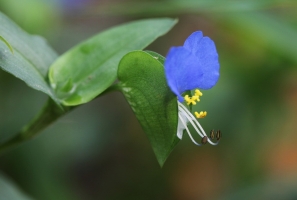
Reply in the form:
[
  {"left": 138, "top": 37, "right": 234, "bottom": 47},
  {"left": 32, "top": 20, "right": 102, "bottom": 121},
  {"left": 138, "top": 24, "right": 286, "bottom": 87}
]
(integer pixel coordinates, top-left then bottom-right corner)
[
  {"left": 0, "top": 98, "right": 72, "bottom": 154},
  {"left": 0, "top": 83, "right": 121, "bottom": 154}
]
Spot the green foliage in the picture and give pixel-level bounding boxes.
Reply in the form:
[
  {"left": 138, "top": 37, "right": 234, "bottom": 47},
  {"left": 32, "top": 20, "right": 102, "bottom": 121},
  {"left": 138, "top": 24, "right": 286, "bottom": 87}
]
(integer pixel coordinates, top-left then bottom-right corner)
[
  {"left": 0, "top": 11, "right": 179, "bottom": 167},
  {"left": 49, "top": 18, "right": 177, "bottom": 106},
  {"left": 118, "top": 51, "right": 179, "bottom": 166},
  {"left": 0, "top": 12, "right": 59, "bottom": 104},
  {"left": 2, "top": 0, "right": 297, "bottom": 199},
  {"left": 145, "top": 50, "right": 166, "bottom": 64},
  {"left": 0, "top": 11, "right": 180, "bottom": 168}
]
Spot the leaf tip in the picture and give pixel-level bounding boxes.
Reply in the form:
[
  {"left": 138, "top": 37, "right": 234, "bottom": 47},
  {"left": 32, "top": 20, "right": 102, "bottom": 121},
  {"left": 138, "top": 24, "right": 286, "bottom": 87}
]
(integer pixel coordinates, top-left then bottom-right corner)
[
  {"left": 157, "top": 158, "right": 166, "bottom": 168},
  {"left": 173, "top": 18, "right": 179, "bottom": 24}
]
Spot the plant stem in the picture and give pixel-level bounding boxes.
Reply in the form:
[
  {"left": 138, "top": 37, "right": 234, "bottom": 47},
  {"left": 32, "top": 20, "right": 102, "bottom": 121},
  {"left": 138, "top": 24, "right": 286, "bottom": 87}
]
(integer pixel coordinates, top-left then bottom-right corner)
[
  {"left": 0, "top": 83, "right": 120, "bottom": 154},
  {"left": 0, "top": 98, "right": 72, "bottom": 154}
]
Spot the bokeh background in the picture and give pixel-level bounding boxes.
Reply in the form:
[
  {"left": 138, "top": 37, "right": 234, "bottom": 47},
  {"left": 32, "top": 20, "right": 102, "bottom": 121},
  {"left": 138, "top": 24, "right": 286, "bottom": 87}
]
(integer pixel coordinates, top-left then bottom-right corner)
[{"left": 1, "top": 0, "right": 297, "bottom": 199}]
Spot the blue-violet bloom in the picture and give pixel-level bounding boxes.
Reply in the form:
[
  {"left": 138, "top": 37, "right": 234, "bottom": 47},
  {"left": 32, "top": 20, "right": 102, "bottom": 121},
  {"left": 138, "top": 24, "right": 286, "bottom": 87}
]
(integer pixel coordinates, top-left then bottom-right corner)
[{"left": 165, "top": 31, "right": 220, "bottom": 146}]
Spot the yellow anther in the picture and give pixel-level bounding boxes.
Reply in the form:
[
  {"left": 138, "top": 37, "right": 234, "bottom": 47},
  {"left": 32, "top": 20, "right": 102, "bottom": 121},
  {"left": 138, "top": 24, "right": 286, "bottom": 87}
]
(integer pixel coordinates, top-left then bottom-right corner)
[
  {"left": 184, "top": 89, "right": 203, "bottom": 105},
  {"left": 194, "top": 89, "right": 203, "bottom": 97},
  {"left": 184, "top": 95, "right": 197, "bottom": 105},
  {"left": 191, "top": 95, "right": 200, "bottom": 102},
  {"left": 184, "top": 95, "right": 190, "bottom": 103},
  {"left": 194, "top": 111, "right": 207, "bottom": 118}
]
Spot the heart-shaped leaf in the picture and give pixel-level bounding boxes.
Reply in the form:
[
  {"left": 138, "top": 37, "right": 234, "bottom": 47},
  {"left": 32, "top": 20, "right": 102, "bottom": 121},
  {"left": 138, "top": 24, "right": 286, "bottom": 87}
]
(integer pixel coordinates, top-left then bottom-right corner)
[
  {"left": 0, "top": 12, "right": 59, "bottom": 103},
  {"left": 118, "top": 50, "right": 179, "bottom": 167},
  {"left": 49, "top": 18, "right": 177, "bottom": 106}
]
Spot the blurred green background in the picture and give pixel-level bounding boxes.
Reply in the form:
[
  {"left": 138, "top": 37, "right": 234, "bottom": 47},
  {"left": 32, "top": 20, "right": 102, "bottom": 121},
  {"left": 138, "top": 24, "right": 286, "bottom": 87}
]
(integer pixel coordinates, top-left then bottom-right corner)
[{"left": 1, "top": 0, "right": 297, "bottom": 199}]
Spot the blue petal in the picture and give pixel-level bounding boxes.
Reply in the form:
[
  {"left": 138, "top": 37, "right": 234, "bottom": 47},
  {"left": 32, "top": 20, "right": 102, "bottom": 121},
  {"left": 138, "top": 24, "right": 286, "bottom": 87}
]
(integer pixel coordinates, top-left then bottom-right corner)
[
  {"left": 165, "top": 31, "right": 220, "bottom": 102},
  {"left": 183, "top": 31, "right": 203, "bottom": 51},
  {"left": 183, "top": 31, "right": 220, "bottom": 89},
  {"left": 165, "top": 47, "right": 204, "bottom": 102}
]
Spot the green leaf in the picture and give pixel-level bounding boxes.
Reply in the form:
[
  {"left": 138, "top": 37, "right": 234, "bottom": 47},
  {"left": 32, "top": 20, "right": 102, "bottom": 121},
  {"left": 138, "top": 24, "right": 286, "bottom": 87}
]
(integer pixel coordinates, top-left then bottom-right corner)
[
  {"left": 0, "top": 173, "right": 33, "bottom": 200},
  {"left": 118, "top": 51, "right": 179, "bottom": 167},
  {"left": 49, "top": 18, "right": 177, "bottom": 106},
  {"left": 145, "top": 50, "right": 165, "bottom": 64},
  {"left": 0, "top": 12, "right": 59, "bottom": 103}
]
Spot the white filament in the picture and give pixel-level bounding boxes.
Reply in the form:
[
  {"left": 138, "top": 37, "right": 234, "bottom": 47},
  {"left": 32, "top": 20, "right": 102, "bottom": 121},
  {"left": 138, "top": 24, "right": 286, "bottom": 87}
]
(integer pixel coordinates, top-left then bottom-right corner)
[
  {"left": 178, "top": 113, "right": 202, "bottom": 146},
  {"left": 177, "top": 101, "right": 219, "bottom": 146}
]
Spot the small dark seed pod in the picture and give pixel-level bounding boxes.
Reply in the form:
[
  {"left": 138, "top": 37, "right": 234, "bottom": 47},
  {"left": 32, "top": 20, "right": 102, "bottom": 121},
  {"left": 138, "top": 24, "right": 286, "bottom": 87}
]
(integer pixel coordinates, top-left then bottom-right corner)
[
  {"left": 201, "top": 136, "right": 208, "bottom": 144},
  {"left": 209, "top": 129, "right": 215, "bottom": 139},
  {"left": 216, "top": 130, "right": 222, "bottom": 140}
]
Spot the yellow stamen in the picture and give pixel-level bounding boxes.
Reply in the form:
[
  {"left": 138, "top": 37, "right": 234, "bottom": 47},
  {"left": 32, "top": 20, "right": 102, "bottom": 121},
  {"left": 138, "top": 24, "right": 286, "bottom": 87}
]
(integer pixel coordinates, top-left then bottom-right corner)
[
  {"left": 184, "top": 90, "right": 204, "bottom": 105},
  {"left": 184, "top": 95, "right": 197, "bottom": 105},
  {"left": 194, "top": 111, "right": 207, "bottom": 118},
  {"left": 184, "top": 90, "right": 207, "bottom": 118},
  {"left": 194, "top": 89, "right": 203, "bottom": 97},
  {"left": 191, "top": 95, "right": 200, "bottom": 102}
]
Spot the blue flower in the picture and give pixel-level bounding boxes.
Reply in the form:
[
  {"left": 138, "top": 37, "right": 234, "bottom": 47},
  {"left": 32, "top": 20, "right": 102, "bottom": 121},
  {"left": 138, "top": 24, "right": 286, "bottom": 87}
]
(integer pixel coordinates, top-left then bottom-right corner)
[
  {"left": 164, "top": 31, "right": 221, "bottom": 146},
  {"left": 165, "top": 31, "right": 220, "bottom": 102}
]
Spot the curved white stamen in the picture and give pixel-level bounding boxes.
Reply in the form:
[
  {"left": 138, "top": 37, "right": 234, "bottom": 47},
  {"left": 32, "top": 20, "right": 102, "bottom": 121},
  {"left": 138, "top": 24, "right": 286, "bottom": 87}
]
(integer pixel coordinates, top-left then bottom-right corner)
[
  {"left": 178, "top": 104, "right": 204, "bottom": 138},
  {"left": 177, "top": 110, "right": 188, "bottom": 139},
  {"left": 180, "top": 103, "right": 218, "bottom": 145},
  {"left": 177, "top": 101, "right": 219, "bottom": 145},
  {"left": 178, "top": 113, "right": 202, "bottom": 146},
  {"left": 178, "top": 102, "right": 206, "bottom": 138}
]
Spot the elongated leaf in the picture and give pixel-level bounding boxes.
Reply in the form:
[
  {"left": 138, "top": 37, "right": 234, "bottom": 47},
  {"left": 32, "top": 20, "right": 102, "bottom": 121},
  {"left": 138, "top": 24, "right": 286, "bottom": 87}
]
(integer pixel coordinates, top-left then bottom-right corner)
[
  {"left": 0, "top": 173, "right": 33, "bottom": 200},
  {"left": 49, "top": 18, "right": 177, "bottom": 106},
  {"left": 0, "top": 12, "right": 59, "bottom": 103},
  {"left": 118, "top": 51, "right": 179, "bottom": 167}
]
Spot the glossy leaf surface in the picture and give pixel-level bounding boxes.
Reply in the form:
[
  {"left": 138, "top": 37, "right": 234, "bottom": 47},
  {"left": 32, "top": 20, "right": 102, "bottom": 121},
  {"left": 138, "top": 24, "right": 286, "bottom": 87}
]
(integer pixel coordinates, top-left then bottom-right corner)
[
  {"left": 0, "top": 12, "right": 59, "bottom": 103},
  {"left": 118, "top": 51, "right": 179, "bottom": 166},
  {"left": 49, "top": 18, "right": 177, "bottom": 106}
]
